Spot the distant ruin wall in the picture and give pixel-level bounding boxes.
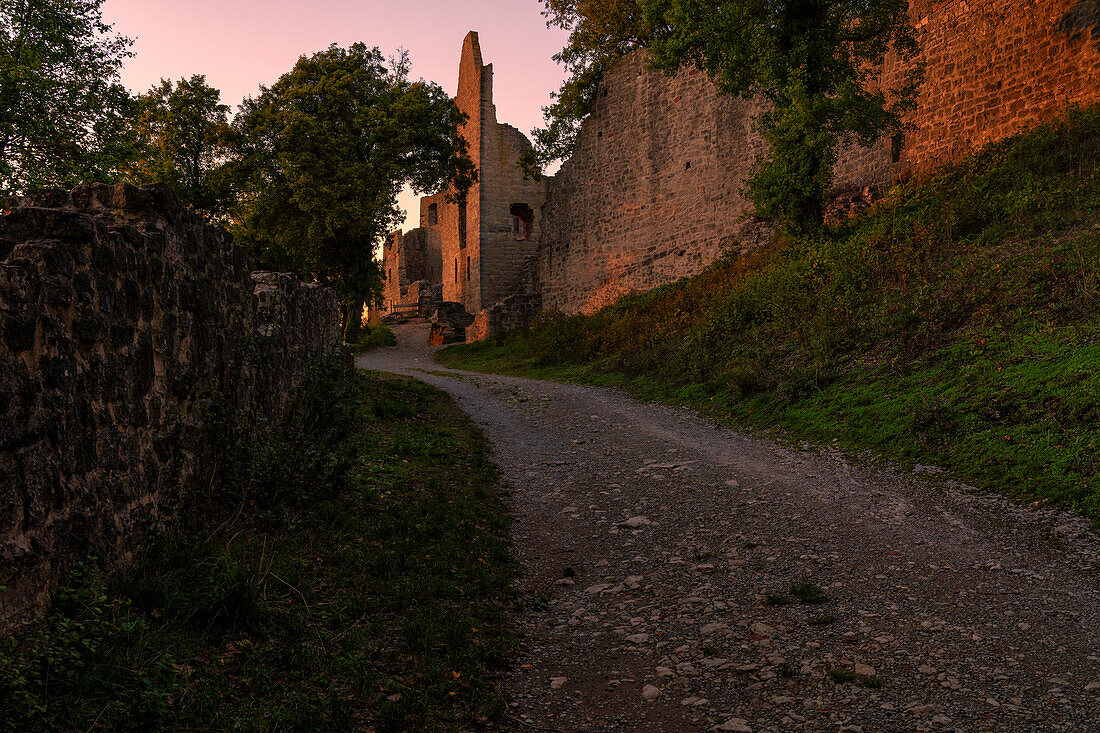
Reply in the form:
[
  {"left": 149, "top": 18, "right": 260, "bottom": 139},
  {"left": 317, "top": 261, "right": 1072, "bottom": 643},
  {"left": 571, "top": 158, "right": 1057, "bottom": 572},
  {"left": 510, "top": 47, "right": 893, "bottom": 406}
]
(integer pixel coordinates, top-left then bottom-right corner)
[
  {"left": 0, "top": 183, "right": 341, "bottom": 624},
  {"left": 539, "top": 0, "right": 1100, "bottom": 315}
]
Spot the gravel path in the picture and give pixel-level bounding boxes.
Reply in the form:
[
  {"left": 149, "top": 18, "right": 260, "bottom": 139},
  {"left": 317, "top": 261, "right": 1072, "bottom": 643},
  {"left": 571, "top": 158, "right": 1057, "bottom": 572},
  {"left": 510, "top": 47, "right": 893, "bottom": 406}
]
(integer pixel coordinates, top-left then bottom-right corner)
[{"left": 358, "top": 321, "right": 1100, "bottom": 733}]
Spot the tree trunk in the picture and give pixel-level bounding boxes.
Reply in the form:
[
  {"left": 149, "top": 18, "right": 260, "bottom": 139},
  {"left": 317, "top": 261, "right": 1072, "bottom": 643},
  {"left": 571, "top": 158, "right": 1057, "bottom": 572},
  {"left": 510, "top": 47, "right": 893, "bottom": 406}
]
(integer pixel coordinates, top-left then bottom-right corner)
[{"left": 343, "top": 298, "right": 365, "bottom": 342}]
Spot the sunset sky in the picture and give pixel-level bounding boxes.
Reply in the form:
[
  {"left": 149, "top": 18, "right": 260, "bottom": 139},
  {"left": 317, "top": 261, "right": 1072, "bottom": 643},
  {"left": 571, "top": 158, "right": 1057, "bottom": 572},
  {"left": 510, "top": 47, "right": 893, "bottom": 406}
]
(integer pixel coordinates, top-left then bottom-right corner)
[{"left": 100, "top": 0, "right": 570, "bottom": 231}]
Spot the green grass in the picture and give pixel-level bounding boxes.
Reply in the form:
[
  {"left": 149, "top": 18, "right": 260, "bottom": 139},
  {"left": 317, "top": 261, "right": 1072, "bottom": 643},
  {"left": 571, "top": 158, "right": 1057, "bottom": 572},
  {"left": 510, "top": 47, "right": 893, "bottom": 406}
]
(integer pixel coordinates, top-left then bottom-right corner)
[
  {"left": 0, "top": 370, "right": 514, "bottom": 732},
  {"left": 439, "top": 104, "right": 1100, "bottom": 521},
  {"left": 354, "top": 323, "right": 397, "bottom": 353}
]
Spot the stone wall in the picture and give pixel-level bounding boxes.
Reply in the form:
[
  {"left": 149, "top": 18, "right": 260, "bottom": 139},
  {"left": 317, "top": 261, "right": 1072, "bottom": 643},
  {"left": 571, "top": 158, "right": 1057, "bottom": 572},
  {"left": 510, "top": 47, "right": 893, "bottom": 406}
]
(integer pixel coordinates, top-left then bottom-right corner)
[
  {"left": 0, "top": 183, "right": 341, "bottom": 625},
  {"left": 381, "top": 228, "right": 443, "bottom": 312},
  {"left": 539, "top": 0, "right": 1100, "bottom": 314},
  {"left": 413, "top": 32, "right": 547, "bottom": 317},
  {"left": 466, "top": 292, "right": 542, "bottom": 343},
  {"left": 538, "top": 52, "right": 769, "bottom": 314}
]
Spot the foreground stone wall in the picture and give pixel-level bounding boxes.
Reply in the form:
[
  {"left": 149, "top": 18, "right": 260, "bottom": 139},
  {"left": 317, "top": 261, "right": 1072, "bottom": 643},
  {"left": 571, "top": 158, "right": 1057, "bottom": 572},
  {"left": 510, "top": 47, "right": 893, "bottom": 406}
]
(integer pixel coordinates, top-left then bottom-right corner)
[
  {"left": 0, "top": 183, "right": 340, "bottom": 624},
  {"left": 539, "top": 0, "right": 1100, "bottom": 314}
]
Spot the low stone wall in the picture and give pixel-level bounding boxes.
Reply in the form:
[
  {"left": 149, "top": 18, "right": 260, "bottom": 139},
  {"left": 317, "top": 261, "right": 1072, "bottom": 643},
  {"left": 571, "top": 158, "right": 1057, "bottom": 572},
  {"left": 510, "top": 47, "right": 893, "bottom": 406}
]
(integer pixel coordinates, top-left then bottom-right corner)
[
  {"left": 467, "top": 293, "right": 542, "bottom": 343},
  {"left": 0, "top": 183, "right": 341, "bottom": 625}
]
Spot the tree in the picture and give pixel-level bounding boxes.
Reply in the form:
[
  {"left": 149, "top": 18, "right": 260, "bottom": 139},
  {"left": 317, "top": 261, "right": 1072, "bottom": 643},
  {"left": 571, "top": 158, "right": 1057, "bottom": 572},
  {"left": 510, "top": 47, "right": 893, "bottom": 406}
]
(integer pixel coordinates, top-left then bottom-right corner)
[
  {"left": 227, "top": 44, "right": 475, "bottom": 336},
  {"left": 534, "top": 0, "right": 923, "bottom": 228},
  {"left": 123, "top": 75, "right": 232, "bottom": 219},
  {"left": 0, "top": 0, "right": 135, "bottom": 193}
]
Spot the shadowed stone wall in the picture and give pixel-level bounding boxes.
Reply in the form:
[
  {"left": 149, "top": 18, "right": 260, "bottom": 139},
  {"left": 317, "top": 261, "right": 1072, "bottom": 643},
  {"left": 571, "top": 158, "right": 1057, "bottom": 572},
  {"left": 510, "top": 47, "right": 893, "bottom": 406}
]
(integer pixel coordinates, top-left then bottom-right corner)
[{"left": 0, "top": 183, "right": 341, "bottom": 625}]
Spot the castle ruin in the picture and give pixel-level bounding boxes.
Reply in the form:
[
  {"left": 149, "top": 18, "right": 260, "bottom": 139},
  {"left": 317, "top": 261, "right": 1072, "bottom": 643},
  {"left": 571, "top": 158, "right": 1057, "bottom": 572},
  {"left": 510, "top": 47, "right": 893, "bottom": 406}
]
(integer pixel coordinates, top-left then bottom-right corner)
[
  {"left": 381, "top": 32, "right": 545, "bottom": 324},
  {"left": 383, "top": 1, "right": 1100, "bottom": 336}
]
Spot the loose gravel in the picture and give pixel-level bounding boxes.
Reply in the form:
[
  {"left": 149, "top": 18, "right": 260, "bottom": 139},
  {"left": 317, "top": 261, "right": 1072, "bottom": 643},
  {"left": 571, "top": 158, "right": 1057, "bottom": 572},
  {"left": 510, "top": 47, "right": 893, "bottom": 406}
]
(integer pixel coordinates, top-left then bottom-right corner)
[{"left": 358, "top": 321, "right": 1100, "bottom": 732}]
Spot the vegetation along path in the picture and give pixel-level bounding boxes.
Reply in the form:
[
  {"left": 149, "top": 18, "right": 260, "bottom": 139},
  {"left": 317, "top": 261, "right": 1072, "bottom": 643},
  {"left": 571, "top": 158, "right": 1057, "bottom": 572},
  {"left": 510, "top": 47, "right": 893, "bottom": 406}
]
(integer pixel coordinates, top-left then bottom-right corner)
[{"left": 359, "top": 320, "right": 1100, "bottom": 733}]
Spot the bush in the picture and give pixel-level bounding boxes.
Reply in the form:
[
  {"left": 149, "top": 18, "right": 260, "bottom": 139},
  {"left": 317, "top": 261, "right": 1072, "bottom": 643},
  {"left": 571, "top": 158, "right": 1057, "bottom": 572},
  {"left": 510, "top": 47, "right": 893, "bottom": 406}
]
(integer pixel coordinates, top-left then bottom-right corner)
[{"left": 0, "top": 564, "right": 178, "bottom": 733}]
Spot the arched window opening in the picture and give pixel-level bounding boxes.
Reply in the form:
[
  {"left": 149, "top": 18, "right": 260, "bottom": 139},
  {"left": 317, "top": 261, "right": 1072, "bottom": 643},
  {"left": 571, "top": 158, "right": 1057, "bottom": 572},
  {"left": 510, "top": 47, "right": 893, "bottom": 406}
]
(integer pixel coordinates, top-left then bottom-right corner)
[
  {"left": 466, "top": 256, "right": 471, "bottom": 281},
  {"left": 454, "top": 258, "right": 459, "bottom": 284},
  {"left": 510, "top": 203, "right": 533, "bottom": 241},
  {"left": 427, "top": 202, "right": 438, "bottom": 226}
]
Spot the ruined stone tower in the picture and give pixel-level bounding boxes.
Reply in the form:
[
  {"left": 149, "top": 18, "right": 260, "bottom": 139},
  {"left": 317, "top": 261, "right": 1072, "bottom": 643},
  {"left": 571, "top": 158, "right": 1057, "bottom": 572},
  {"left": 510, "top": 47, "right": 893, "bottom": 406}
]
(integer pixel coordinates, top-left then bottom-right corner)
[{"left": 383, "top": 31, "right": 546, "bottom": 318}]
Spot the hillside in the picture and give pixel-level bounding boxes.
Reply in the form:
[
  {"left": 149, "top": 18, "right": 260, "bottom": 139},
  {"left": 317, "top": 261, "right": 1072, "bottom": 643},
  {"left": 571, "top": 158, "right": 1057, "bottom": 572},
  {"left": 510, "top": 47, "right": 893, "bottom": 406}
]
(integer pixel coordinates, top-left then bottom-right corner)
[{"left": 440, "top": 105, "right": 1100, "bottom": 520}]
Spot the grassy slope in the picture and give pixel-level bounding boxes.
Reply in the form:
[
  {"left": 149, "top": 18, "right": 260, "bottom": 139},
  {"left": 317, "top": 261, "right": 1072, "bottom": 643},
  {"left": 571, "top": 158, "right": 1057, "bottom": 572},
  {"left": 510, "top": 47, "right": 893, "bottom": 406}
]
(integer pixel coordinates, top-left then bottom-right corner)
[
  {"left": 440, "top": 105, "right": 1100, "bottom": 520},
  {"left": 0, "top": 372, "right": 514, "bottom": 732}
]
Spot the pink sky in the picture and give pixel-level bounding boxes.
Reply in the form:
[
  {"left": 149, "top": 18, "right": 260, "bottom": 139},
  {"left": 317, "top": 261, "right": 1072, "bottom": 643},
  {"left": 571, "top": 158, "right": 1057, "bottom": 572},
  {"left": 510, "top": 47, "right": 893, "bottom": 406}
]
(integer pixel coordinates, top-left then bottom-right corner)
[{"left": 101, "top": 0, "right": 570, "bottom": 231}]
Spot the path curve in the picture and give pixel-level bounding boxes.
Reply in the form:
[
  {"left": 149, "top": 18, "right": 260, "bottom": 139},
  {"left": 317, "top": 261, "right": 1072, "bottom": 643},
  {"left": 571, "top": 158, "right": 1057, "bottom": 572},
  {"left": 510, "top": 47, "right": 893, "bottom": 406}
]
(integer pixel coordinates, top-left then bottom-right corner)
[{"left": 358, "top": 321, "right": 1099, "bottom": 733}]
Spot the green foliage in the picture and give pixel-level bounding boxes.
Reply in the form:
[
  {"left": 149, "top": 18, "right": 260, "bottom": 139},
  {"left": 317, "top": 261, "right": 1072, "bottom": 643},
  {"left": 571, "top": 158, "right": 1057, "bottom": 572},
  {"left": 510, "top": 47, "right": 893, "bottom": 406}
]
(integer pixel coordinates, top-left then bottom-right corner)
[
  {"left": 123, "top": 75, "right": 232, "bottom": 219},
  {"left": 227, "top": 45, "right": 476, "bottom": 331},
  {"left": 210, "top": 346, "right": 363, "bottom": 513},
  {"left": 441, "top": 106, "right": 1100, "bottom": 517},
  {"left": 0, "top": 563, "right": 177, "bottom": 732},
  {"left": 0, "top": 0, "right": 135, "bottom": 193}
]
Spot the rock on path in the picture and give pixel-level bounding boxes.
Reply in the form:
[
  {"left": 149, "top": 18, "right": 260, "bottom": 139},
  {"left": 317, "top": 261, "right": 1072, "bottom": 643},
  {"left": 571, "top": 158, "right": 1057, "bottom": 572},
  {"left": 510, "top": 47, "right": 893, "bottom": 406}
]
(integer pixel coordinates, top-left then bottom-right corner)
[{"left": 359, "top": 321, "right": 1100, "bottom": 732}]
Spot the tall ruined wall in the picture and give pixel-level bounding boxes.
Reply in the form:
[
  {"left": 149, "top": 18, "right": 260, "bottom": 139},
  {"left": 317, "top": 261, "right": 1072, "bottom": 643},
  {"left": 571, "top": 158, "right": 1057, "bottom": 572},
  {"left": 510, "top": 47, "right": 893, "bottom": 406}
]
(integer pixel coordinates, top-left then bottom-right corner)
[
  {"left": 415, "top": 32, "right": 547, "bottom": 318},
  {"left": 540, "top": 0, "right": 1100, "bottom": 314},
  {"left": 0, "top": 183, "right": 341, "bottom": 624},
  {"left": 434, "top": 31, "right": 488, "bottom": 312},
  {"left": 381, "top": 228, "right": 442, "bottom": 312},
  {"left": 538, "top": 53, "right": 769, "bottom": 314},
  {"left": 381, "top": 230, "right": 404, "bottom": 310},
  {"left": 477, "top": 109, "right": 547, "bottom": 308}
]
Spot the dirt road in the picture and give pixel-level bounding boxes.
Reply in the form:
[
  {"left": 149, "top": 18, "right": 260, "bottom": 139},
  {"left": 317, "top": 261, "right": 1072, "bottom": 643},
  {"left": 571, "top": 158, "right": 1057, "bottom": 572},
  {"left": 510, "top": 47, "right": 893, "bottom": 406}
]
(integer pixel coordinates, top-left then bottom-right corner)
[{"left": 358, "top": 321, "right": 1099, "bottom": 732}]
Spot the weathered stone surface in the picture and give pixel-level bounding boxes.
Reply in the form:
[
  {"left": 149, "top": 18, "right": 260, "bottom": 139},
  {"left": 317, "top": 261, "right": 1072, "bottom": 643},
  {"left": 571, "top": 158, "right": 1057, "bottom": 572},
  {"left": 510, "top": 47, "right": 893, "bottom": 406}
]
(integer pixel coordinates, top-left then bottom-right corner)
[
  {"left": 431, "top": 301, "right": 475, "bottom": 329},
  {"left": 466, "top": 292, "right": 540, "bottom": 343},
  {"left": 407, "top": 280, "right": 443, "bottom": 319},
  {"left": 380, "top": 228, "right": 443, "bottom": 313},
  {"left": 0, "top": 183, "right": 340, "bottom": 626}
]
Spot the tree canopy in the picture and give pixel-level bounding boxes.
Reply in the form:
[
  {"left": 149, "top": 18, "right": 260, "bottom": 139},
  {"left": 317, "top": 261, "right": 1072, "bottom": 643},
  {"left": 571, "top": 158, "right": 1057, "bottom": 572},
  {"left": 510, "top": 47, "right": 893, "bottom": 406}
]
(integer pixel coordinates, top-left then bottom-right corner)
[
  {"left": 226, "top": 44, "right": 476, "bottom": 332},
  {"left": 0, "top": 0, "right": 134, "bottom": 193},
  {"left": 534, "top": 0, "right": 924, "bottom": 227},
  {"left": 123, "top": 75, "right": 232, "bottom": 220}
]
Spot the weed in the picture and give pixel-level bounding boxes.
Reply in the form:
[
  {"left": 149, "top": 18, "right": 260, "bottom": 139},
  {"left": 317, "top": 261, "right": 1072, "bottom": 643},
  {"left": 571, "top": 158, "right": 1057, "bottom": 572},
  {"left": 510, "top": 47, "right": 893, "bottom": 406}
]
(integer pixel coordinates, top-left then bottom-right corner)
[
  {"left": 808, "top": 614, "right": 838, "bottom": 626},
  {"left": 828, "top": 668, "right": 884, "bottom": 688},
  {"left": 789, "top": 582, "right": 830, "bottom": 605},
  {"left": 354, "top": 323, "right": 397, "bottom": 353}
]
